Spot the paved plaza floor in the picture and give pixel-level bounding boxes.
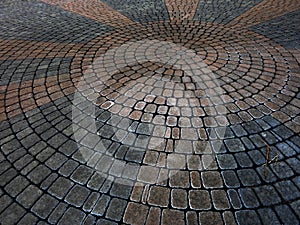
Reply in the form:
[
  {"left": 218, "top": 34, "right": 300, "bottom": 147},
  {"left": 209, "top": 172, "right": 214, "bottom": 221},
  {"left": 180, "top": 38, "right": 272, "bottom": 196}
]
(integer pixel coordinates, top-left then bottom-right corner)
[{"left": 0, "top": 0, "right": 300, "bottom": 224}]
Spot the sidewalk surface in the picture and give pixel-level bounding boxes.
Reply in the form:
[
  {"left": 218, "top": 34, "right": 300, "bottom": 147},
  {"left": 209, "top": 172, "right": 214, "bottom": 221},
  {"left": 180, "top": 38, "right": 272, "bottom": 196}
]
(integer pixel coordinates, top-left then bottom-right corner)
[{"left": 0, "top": 0, "right": 299, "bottom": 224}]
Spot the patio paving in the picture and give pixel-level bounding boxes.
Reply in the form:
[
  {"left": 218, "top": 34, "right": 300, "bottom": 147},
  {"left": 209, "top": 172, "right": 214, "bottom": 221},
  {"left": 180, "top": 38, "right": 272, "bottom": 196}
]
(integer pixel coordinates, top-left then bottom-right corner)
[{"left": 0, "top": 0, "right": 299, "bottom": 224}]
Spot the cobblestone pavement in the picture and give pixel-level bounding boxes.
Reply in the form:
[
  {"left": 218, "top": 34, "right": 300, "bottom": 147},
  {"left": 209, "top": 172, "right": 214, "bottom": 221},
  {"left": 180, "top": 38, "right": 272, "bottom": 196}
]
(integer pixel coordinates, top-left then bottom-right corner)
[{"left": 0, "top": 0, "right": 299, "bottom": 225}]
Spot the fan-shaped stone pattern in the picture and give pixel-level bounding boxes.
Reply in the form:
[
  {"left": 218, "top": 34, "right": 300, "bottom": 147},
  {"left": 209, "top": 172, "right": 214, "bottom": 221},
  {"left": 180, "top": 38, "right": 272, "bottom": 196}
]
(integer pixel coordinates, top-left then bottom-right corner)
[
  {"left": 0, "top": 0, "right": 300, "bottom": 224},
  {"left": 100, "top": 0, "right": 169, "bottom": 23},
  {"left": 0, "top": 73, "right": 80, "bottom": 122},
  {"left": 0, "top": 57, "right": 73, "bottom": 85},
  {"left": 0, "top": 0, "right": 113, "bottom": 43},
  {"left": 194, "top": 0, "right": 264, "bottom": 24},
  {"left": 0, "top": 39, "right": 83, "bottom": 61},
  {"left": 68, "top": 20, "right": 300, "bottom": 221},
  {"left": 249, "top": 9, "right": 300, "bottom": 50},
  {"left": 1, "top": 93, "right": 299, "bottom": 224},
  {"left": 40, "top": 0, "right": 138, "bottom": 28},
  {"left": 73, "top": 21, "right": 299, "bottom": 128},
  {"left": 229, "top": 0, "right": 300, "bottom": 28},
  {"left": 165, "top": 0, "right": 200, "bottom": 21}
]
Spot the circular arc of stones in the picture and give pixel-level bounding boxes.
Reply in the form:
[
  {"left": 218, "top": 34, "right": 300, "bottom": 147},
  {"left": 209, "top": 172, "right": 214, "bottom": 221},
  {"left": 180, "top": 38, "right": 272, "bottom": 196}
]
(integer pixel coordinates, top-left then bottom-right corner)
[{"left": 72, "top": 39, "right": 228, "bottom": 186}]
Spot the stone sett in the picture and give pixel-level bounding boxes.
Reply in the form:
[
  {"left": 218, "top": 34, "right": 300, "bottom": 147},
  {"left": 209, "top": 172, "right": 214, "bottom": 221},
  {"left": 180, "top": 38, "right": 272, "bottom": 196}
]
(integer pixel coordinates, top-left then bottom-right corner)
[{"left": 0, "top": 1, "right": 299, "bottom": 224}]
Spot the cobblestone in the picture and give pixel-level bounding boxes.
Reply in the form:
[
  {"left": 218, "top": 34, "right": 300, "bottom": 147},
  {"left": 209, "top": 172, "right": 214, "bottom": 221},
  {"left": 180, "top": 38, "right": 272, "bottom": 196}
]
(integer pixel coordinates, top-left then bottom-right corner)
[
  {"left": 4, "top": 175, "right": 29, "bottom": 197},
  {"left": 169, "top": 170, "right": 190, "bottom": 188},
  {"left": 0, "top": 203, "right": 25, "bottom": 225},
  {"left": 257, "top": 208, "right": 281, "bottom": 225},
  {"left": 223, "top": 211, "right": 237, "bottom": 225},
  {"left": 211, "top": 190, "right": 230, "bottom": 210},
  {"left": 58, "top": 207, "right": 86, "bottom": 225},
  {"left": 0, "top": 195, "right": 13, "bottom": 213},
  {"left": 31, "top": 194, "right": 59, "bottom": 219},
  {"left": 0, "top": 0, "right": 299, "bottom": 224},
  {"left": 92, "top": 194, "right": 110, "bottom": 216},
  {"left": 17, "top": 213, "right": 38, "bottom": 225},
  {"left": 189, "top": 190, "right": 211, "bottom": 210},
  {"left": 199, "top": 212, "right": 223, "bottom": 225},
  {"left": 275, "top": 205, "right": 299, "bottom": 225},
  {"left": 83, "top": 192, "right": 100, "bottom": 212},
  {"left": 201, "top": 171, "right": 223, "bottom": 188},
  {"left": 16, "top": 185, "right": 42, "bottom": 209},
  {"left": 291, "top": 200, "right": 300, "bottom": 218},
  {"left": 171, "top": 189, "right": 187, "bottom": 209},
  {"left": 254, "top": 185, "right": 281, "bottom": 206},
  {"left": 274, "top": 180, "right": 300, "bottom": 201},
  {"left": 221, "top": 171, "right": 240, "bottom": 188},
  {"left": 162, "top": 209, "right": 184, "bottom": 225},
  {"left": 106, "top": 198, "right": 127, "bottom": 222},
  {"left": 148, "top": 186, "right": 170, "bottom": 207},
  {"left": 70, "top": 165, "right": 94, "bottom": 185},
  {"left": 123, "top": 202, "right": 149, "bottom": 225},
  {"left": 237, "top": 169, "right": 261, "bottom": 186},
  {"left": 110, "top": 179, "right": 133, "bottom": 199},
  {"left": 235, "top": 210, "right": 261, "bottom": 225},
  {"left": 227, "top": 189, "right": 242, "bottom": 210},
  {"left": 65, "top": 185, "right": 90, "bottom": 207},
  {"left": 48, "top": 177, "right": 74, "bottom": 199},
  {"left": 239, "top": 188, "right": 260, "bottom": 208},
  {"left": 0, "top": 168, "right": 17, "bottom": 186},
  {"left": 216, "top": 154, "right": 237, "bottom": 169}
]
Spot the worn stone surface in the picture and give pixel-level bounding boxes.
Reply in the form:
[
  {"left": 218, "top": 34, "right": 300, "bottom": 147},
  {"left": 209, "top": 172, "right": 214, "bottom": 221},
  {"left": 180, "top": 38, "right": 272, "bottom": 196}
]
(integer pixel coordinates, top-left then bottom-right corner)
[{"left": 0, "top": 0, "right": 299, "bottom": 224}]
